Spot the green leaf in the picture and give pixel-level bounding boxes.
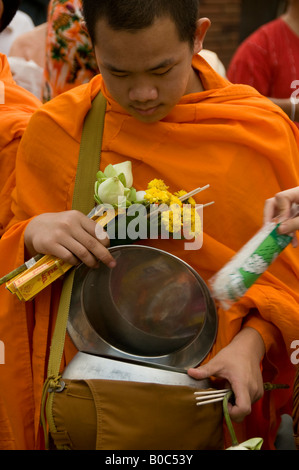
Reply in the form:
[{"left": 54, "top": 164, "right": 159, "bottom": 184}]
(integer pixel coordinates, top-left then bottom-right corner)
[
  {"left": 118, "top": 172, "right": 127, "bottom": 187},
  {"left": 104, "top": 164, "right": 117, "bottom": 178},
  {"left": 124, "top": 188, "right": 131, "bottom": 199},
  {"left": 128, "top": 187, "right": 137, "bottom": 202},
  {"left": 94, "top": 194, "right": 102, "bottom": 205},
  {"left": 96, "top": 170, "right": 105, "bottom": 181}
]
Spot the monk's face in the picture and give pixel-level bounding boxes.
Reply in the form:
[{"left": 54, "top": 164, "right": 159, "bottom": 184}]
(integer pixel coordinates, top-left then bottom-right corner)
[{"left": 94, "top": 16, "right": 209, "bottom": 123}]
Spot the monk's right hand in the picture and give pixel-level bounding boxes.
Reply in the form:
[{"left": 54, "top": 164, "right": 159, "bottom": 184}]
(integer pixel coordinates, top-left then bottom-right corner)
[
  {"left": 187, "top": 327, "right": 265, "bottom": 423},
  {"left": 24, "top": 210, "right": 117, "bottom": 269}
]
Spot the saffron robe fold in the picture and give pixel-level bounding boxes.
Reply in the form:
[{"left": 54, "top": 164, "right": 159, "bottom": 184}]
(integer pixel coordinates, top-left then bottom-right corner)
[
  {"left": 0, "top": 53, "right": 41, "bottom": 237},
  {"left": 0, "top": 55, "right": 299, "bottom": 450}
]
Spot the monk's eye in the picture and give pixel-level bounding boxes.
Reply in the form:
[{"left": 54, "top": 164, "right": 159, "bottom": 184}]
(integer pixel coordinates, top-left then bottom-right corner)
[
  {"left": 154, "top": 68, "right": 172, "bottom": 76},
  {"left": 111, "top": 72, "right": 129, "bottom": 78}
]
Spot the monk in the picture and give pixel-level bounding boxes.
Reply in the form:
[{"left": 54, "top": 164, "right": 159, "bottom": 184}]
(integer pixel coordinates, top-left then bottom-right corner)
[
  {"left": 0, "top": 0, "right": 299, "bottom": 450},
  {"left": 0, "top": 0, "right": 41, "bottom": 237}
]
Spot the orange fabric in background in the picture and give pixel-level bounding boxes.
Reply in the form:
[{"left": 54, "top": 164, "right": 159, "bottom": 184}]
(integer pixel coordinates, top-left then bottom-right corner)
[
  {"left": 0, "top": 53, "right": 41, "bottom": 237},
  {"left": 0, "top": 55, "right": 299, "bottom": 449}
]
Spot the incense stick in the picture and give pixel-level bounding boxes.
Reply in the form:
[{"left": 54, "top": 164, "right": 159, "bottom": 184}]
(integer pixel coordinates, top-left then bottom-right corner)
[
  {"left": 147, "top": 184, "right": 212, "bottom": 219},
  {"left": 178, "top": 184, "right": 210, "bottom": 202},
  {"left": 0, "top": 253, "right": 43, "bottom": 286},
  {"left": 202, "top": 201, "right": 215, "bottom": 208}
]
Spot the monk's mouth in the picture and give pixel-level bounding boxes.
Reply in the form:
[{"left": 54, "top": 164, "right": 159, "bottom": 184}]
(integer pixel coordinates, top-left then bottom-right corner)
[{"left": 132, "top": 105, "right": 160, "bottom": 116}]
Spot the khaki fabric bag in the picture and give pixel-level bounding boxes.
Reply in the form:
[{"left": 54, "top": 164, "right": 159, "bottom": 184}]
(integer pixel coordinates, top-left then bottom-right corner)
[
  {"left": 41, "top": 91, "right": 224, "bottom": 451},
  {"left": 50, "top": 379, "right": 224, "bottom": 450}
]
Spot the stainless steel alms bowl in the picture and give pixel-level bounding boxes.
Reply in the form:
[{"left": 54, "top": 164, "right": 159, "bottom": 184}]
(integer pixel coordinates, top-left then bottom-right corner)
[{"left": 67, "top": 245, "right": 217, "bottom": 370}]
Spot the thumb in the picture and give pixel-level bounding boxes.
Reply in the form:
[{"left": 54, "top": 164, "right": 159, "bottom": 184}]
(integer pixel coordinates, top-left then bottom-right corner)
[{"left": 187, "top": 363, "right": 213, "bottom": 380}]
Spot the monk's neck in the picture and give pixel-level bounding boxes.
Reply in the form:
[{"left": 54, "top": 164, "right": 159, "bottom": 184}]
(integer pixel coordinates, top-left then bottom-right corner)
[{"left": 185, "top": 66, "right": 205, "bottom": 95}]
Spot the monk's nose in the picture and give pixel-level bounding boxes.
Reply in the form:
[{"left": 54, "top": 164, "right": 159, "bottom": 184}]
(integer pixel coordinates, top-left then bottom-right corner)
[{"left": 129, "top": 84, "right": 158, "bottom": 103}]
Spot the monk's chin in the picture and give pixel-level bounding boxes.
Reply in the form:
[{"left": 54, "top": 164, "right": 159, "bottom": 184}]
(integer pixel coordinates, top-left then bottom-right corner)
[{"left": 129, "top": 104, "right": 167, "bottom": 123}]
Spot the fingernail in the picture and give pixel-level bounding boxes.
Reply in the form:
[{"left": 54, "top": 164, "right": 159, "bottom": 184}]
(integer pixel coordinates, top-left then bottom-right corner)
[{"left": 108, "top": 260, "right": 117, "bottom": 269}]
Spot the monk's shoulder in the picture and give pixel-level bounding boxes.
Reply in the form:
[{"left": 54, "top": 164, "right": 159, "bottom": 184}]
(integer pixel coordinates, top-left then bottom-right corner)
[
  {"left": 28, "top": 78, "right": 102, "bottom": 141},
  {"left": 38, "top": 84, "right": 91, "bottom": 129}
]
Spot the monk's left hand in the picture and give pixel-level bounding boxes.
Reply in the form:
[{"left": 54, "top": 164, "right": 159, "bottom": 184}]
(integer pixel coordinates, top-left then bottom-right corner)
[{"left": 187, "top": 327, "right": 265, "bottom": 422}]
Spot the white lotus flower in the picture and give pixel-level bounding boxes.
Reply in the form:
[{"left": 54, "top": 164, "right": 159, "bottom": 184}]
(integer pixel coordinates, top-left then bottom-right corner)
[
  {"left": 135, "top": 190, "right": 146, "bottom": 202},
  {"left": 226, "top": 438, "right": 263, "bottom": 450},
  {"left": 112, "top": 161, "right": 133, "bottom": 188},
  {"left": 97, "top": 176, "right": 125, "bottom": 205},
  {"left": 226, "top": 445, "right": 248, "bottom": 451}
]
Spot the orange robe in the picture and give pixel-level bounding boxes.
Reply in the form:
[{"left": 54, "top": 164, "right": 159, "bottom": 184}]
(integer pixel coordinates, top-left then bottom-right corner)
[
  {"left": 0, "top": 53, "right": 41, "bottom": 237},
  {"left": 0, "top": 55, "right": 299, "bottom": 450}
]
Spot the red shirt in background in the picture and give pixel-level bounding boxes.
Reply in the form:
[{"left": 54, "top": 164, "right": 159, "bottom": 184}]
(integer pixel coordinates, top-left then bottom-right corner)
[{"left": 227, "top": 18, "right": 299, "bottom": 126}]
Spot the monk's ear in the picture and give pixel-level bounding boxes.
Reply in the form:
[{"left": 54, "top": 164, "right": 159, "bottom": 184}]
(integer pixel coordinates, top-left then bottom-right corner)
[{"left": 193, "top": 18, "right": 211, "bottom": 55}]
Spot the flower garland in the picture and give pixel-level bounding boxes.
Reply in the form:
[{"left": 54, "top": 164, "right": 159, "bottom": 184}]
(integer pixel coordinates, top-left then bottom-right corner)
[{"left": 94, "top": 163, "right": 202, "bottom": 239}]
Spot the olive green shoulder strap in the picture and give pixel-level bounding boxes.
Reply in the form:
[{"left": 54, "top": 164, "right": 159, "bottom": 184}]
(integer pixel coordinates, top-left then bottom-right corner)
[
  {"left": 72, "top": 91, "right": 107, "bottom": 215},
  {"left": 41, "top": 91, "right": 107, "bottom": 449}
]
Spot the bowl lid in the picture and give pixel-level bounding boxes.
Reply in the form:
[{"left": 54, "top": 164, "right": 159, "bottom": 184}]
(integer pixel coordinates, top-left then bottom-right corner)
[{"left": 67, "top": 245, "right": 217, "bottom": 370}]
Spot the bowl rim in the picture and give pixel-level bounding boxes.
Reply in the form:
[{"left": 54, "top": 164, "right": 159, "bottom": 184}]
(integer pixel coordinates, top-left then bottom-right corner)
[{"left": 67, "top": 245, "right": 218, "bottom": 370}]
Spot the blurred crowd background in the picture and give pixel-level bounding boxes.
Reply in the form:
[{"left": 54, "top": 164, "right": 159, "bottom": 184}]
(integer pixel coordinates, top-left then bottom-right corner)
[{"left": 0, "top": 0, "right": 289, "bottom": 102}]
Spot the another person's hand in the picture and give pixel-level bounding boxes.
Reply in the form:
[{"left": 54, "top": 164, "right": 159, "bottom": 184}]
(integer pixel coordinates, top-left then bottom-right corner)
[
  {"left": 24, "top": 210, "right": 116, "bottom": 268},
  {"left": 188, "top": 327, "right": 265, "bottom": 422},
  {"left": 263, "top": 187, "right": 299, "bottom": 247}
]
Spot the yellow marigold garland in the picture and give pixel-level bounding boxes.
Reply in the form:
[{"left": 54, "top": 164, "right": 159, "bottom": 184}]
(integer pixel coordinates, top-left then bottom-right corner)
[{"left": 145, "top": 180, "right": 202, "bottom": 236}]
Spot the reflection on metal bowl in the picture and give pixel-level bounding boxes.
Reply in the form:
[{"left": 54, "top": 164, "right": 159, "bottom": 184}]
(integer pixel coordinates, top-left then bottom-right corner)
[{"left": 67, "top": 245, "right": 217, "bottom": 370}]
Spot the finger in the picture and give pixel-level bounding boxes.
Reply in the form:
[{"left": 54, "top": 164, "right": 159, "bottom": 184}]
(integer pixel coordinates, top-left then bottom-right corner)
[
  {"left": 263, "top": 197, "right": 276, "bottom": 224},
  {"left": 80, "top": 216, "right": 110, "bottom": 245},
  {"left": 263, "top": 193, "right": 293, "bottom": 225},
  {"left": 44, "top": 242, "right": 82, "bottom": 267},
  {"left": 274, "top": 192, "right": 295, "bottom": 221},
  {"left": 227, "top": 387, "right": 252, "bottom": 423},
  {"left": 94, "top": 222, "right": 110, "bottom": 245},
  {"left": 75, "top": 218, "right": 117, "bottom": 268},
  {"left": 50, "top": 220, "right": 111, "bottom": 268},
  {"left": 276, "top": 188, "right": 299, "bottom": 206},
  {"left": 62, "top": 237, "right": 103, "bottom": 268},
  {"left": 187, "top": 364, "right": 213, "bottom": 381},
  {"left": 70, "top": 233, "right": 116, "bottom": 268},
  {"left": 292, "top": 234, "right": 299, "bottom": 248},
  {"left": 278, "top": 217, "right": 299, "bottom": 236},
  {"left": 81, "top": 217, "right": 112, "bottom": 251}
]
